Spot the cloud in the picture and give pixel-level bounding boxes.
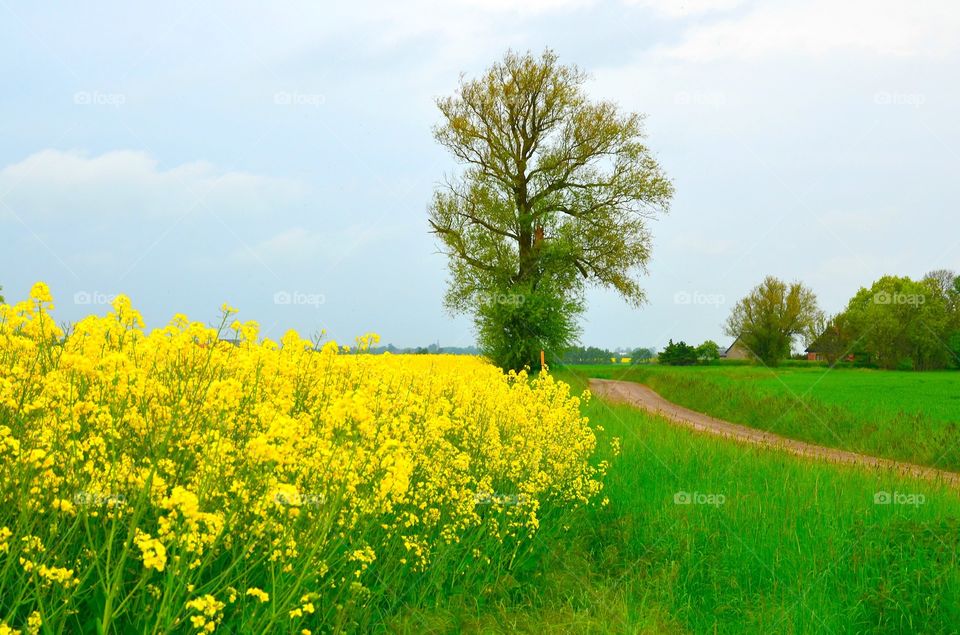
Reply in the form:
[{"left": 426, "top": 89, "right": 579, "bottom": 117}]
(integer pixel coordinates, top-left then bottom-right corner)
[
  {"left": 0, "top": 149, "right": 305, "bottom": 219},
  {"left": 625, "top": 0, "right": 746, "bottom": 19},
  {"left": 654, "top": 0, "right": 960, "bottom": 61},
  {"left": 235, "top": 225, "right": 391, "bottom": 268}
]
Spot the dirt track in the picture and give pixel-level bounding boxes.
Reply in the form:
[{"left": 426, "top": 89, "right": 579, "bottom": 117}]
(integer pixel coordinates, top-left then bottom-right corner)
[{"left": 589, "top": 378, "right": 960, "bottom": 487}]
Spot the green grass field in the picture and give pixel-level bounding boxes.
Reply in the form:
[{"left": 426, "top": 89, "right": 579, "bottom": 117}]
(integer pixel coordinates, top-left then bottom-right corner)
[
  {"left": 574, "top": 364, "right": 960, "bottom": 472},
  {"left": 401, "top": 371, "right": 960, "bottom": 633}
]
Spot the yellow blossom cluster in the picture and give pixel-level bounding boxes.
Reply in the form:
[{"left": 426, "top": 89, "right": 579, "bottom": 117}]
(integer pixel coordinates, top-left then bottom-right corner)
[{"left": 0, "top": 283, "right": 603, "bottom": 631}]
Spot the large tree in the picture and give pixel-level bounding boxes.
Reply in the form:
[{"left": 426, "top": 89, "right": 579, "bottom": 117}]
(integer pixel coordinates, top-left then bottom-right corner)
[
  {"left": 429, "top": 49, "right": 673, "bottom": 370},
  {"left": 807, "top": 312, "right": 856, "bottom": 365},
  {"left": 724, "top": 276, "right": 822, "bottom": 366},
  {"left": 842, "top": 274, "right": 953, "bottom": 370}
]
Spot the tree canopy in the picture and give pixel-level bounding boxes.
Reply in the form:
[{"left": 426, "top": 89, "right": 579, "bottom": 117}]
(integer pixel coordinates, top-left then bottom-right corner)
[
  {"left": 724, "top": 276, "right": 822, "bottom": 366},
  {"left": 658, "top": 340, "right": 698, "bottom": 366},
  {"left": 429, "top": 49, "right": 673, "bottom": 370},
  {"left": 840, "top": 274, "right": 956, "bottom": 370}
]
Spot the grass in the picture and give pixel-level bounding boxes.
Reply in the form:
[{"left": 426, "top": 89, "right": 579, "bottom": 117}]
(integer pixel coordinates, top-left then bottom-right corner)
[
  {"left": 579, "top": 363, "right": 960, "bottom": 471},
  {"left": 400, "top": 370, "right": 960, "bottom": 633}
]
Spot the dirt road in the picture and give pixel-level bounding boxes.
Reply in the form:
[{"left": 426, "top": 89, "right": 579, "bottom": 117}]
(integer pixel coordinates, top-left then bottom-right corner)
[{"left": 589, "top": 378, "right": 960, "bottom": 487}]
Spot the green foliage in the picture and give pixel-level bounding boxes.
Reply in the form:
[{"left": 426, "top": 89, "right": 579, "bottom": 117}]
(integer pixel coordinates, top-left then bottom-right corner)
[
  {"left": 695, "top": 340, "right": 720, "bottom": 363},
  {"left": 475, "top": 281, "right": 581, "bottom": 371},
  {"left": 950, "top": 332, "right": 960, "bottom": 369},
  {"left": 658, "top": 339, "right": 698, "bottom": 365},
  {"left": 807, "top": 312, "right": 854, "bottom": 364},
  {"left": 561, "top": 345, "right": 619, "bottom": 365},
  {"left": 725, "top": 276, "right": 822, "bottom": 366},
  {"left": 817, "top": 270, "right": 960, "bottom": 371},
  {"left": 841, "top": 274, "right": 953, "bottom": 370},
  {"left": 630, "top": 347, "right": 656, "bottom": 362},
  {"left": 429, "top": 49, "right": 672, "bottom": 371}
]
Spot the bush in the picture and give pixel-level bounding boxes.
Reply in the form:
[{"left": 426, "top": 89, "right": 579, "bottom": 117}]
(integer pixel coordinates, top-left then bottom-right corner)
[
  {"left": 696, "top": 340, "right": 720, "bottom": 363},
  {"left": 476, "top": 282, "right": 581, "bottom": 372},
  {"left": 658, "top": 340, "right": 698, "bottom": 366}
]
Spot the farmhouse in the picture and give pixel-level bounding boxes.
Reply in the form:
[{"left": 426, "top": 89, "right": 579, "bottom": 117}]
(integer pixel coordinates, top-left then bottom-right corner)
[
  {"left": 721, "top": 337, "right": 751, "bottom": 360},
  {"left": 804, "top": 344, "right": 855, "bottom": 362},
  {"left": 804, "top": 330, "right": 855, "bottom": 362}
]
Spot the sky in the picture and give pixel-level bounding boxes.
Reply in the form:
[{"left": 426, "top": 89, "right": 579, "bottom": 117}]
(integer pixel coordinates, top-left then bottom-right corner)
[{"left": 2, "top": 0, "right": 959, "bottom": 352}]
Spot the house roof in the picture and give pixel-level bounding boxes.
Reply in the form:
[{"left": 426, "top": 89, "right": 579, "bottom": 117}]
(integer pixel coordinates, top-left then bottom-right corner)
[
  {"left": 805, "top": 325, "right": 840, "bottom": 352},
  {"left": 723, "top": 336, "right": 743, "bottom": 354}
]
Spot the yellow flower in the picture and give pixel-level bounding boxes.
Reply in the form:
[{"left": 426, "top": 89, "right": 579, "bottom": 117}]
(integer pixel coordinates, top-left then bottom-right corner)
[
  {"left": 134, "top": 530, "right": 167, "bottom": 572},
  {"left": 245, "top": 587, "right": 269, "bottom": 603},
  {"left": 52, "top": 498, "right": 76, "bottom": 515},
  {"left": 0, "top": 284, "right": 605, "bottom": 631},
  {"left": 186, "top": 594, "right": 225, "bottom": 633},
  {"left": 37, "top": 564, "right": 78, "bottom": 587},
  {"left": 186, "top": 594, "right": 225, "bottom": 617},
  {"left": 26, "top": 612, "right": 41, "bottom": 635},
  {"left": 270, "top": 483, "right": 301, "bottom": 508},
  {"left": 29, "top": 282, "right": 53, "bottom": 305}
]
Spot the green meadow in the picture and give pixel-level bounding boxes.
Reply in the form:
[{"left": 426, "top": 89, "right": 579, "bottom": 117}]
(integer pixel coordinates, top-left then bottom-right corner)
[
  {"left": 578, "top": 364, "right": 960, "bottom": 472},
  {"left": 400, "top": 370, "right": 960, "bottom": 633}
]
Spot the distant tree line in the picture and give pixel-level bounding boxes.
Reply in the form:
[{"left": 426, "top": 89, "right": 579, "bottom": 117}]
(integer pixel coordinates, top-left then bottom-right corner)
[
  {"left": 658, "top": 339, "right": 720, "bottom": 366},
  {"left": 370, "top": 344, "right": 481, "bottom": 356},
  {"left": 723, "top": 271, "right": 960, "bottom": 370},
  {"left": 817, "top": 270, "right": 960, "bottom": 370},
  {"left": 558, "top": 345, "right": 657, "bottom": 365}
]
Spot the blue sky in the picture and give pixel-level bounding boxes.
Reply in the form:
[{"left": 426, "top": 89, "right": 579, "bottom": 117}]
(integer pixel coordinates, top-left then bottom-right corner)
[{"left": 2, "top": 0, "right": 958, "bottom": 351}]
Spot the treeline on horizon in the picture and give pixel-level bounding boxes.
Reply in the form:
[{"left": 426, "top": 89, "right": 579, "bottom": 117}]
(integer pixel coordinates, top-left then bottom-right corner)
[
  {"left": 369, "top": 343, "right": 658, "bottom": 365},
  {"left": 808, "top": 269, "right": 960, "bottom": 370}
]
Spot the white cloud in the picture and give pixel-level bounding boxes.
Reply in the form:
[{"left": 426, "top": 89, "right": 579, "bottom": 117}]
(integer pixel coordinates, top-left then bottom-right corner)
[
  {"left": 655, "top": 0, "right": 960, "bottom": 61},
  {"left": 626, "top": 0, "right": 746, "bottom": 19},
  {"left": 236, "top": 225, "right": 390, "bottom": 267},
  {"left": 0, "top": 149, "right": 305, "bottom": 219}
]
